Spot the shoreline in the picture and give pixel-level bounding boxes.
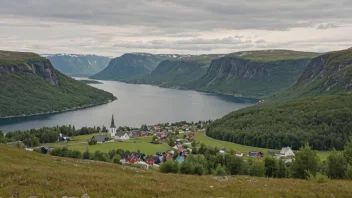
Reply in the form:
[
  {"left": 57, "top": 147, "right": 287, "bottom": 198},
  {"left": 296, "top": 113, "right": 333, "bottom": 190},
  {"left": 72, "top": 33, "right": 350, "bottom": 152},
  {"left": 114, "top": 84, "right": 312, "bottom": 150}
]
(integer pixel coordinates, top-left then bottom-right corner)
[{"left": 0, "top": 99, "right": 115, "bottom": 120}]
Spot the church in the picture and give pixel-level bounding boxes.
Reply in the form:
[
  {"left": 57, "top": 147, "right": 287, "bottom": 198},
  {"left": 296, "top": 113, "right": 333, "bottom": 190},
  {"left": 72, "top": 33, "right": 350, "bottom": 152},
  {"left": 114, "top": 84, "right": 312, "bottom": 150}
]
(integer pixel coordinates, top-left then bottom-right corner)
[{"left": 110, "top": 114, "right": 130, "bottom": 141}]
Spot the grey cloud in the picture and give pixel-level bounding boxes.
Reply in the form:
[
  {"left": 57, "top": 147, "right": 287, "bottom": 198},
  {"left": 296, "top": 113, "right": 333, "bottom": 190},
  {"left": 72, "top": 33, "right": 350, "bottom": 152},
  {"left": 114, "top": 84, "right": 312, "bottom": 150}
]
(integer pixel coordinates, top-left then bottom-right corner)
[
  {"left": 1, "top": 0, "right": 351, "bottom": 31},
  {"left": 316, "top": 23, "right": 339, "bottom": 29}
]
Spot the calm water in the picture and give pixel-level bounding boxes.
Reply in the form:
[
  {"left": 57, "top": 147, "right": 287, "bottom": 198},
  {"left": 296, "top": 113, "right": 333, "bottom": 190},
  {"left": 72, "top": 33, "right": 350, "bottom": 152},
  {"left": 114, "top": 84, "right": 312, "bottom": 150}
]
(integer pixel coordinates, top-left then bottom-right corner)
[{"left": 0, "top": 78, "right": 257, "bottom": 133}]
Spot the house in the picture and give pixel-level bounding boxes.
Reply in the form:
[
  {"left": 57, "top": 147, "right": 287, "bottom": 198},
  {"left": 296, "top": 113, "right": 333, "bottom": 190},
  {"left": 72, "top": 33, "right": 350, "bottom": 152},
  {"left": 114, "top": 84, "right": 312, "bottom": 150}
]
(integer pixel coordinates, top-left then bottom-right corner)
[
  {"left": 280, "top": 147, "right": 295, "bottom": 157},
  {"left": 92, "top": 135, "right": 108, "bottom": 143},
  {"left": 114, "top": 132, "right": 130, "bottom": 141},
  {"left": 7, "top": 141, "right": 24, "bottom": 148},
  {"left": 40, "top": 146, "right": 52, "bottom": 154}
]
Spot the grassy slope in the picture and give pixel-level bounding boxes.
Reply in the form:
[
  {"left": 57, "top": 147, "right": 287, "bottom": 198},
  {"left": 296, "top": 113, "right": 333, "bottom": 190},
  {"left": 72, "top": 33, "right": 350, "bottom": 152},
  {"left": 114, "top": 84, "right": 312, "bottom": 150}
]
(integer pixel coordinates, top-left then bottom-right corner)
[
  {"left": 1, "top": 145, "right": 352, "bottom": 197},
  {"left": 0, "top": 50, "right": 46, "bottom": 66},
  {"left": 227, "top": 50, "right": 321, "bottom": 62}
]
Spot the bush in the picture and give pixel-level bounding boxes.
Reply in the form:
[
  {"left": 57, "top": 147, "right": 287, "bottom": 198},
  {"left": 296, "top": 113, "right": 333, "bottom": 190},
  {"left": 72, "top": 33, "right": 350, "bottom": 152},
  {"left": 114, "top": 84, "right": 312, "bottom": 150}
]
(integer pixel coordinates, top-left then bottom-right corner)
[
  {"left": 214, "top": 165, "right": 228, "bottom": 176},
  {"left": 50, "top": 148, "right": 63, "bottom": 156},
  {"left": 70, "top": 150, "right": 82, "bottom": 159},
  {"left": 83, "top": 149, "right": 92, "bottom": 160},
  {"left": 307, "top": 171, "right": 329, "bottom": 183},
  {"left": 180, "top": 161, "right": 193, "bottom": 174},
  {"left": 345, "top": 165, "right": 352, "bottom": 179},
  {"left": 249, "top": 161, "right": 265, "bottom": 177},
  {"left": 160, "top": 160, "right": 179, "bottom": 173},
  {"left": 88, "top": 139, "right": 97, "bottom": 145},
  {"left": 93, "top": 151, "right": 110, "bottom": 162},
  {"left": 113, "top": 154, "right": 122, "bottom": 164},
  {"left": 193, "top": 164, "right": 205, "bottom": 176}
]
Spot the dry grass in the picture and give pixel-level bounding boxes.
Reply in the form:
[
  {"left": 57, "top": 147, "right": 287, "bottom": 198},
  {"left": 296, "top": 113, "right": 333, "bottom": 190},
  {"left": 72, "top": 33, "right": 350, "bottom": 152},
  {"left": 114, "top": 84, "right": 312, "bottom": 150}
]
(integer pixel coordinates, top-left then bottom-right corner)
[{"left": 1, "top": 144, "right": 352, "bottom": 198}]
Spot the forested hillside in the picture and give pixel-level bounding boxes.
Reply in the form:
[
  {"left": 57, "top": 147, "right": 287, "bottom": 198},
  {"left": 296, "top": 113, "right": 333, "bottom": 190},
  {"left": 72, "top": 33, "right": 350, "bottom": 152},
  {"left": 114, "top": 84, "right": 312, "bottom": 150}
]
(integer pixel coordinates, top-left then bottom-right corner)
[
  {"left": 207, "top": 48, "right": 352, "bottom": 150},
  {"left": 43, "top": 54, "right": 111, "bottom": 77},
  {"left": 190, "top": 50, "right": 320, "bottom": 98},
  {"left": 0, "top": 50, "right": 116, "bottom": 118}
]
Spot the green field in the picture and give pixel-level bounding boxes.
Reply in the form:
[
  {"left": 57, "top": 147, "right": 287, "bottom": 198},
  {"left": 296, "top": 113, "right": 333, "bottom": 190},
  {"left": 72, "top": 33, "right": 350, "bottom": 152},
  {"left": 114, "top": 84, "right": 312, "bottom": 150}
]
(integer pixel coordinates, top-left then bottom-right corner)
[
  {"left": 41, "top": 133, "right": 170, "bottom": 155},
  {"left": 193, "top": 131, "right": 333, "bottom": 160}
]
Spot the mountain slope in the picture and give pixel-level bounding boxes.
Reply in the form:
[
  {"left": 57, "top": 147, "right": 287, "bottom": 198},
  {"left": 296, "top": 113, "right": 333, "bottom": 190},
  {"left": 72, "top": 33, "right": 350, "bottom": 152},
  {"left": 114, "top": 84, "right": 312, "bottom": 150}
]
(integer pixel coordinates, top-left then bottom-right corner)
[
  {"left": 206, "top": 48, "right": 352, "bottom": 150},
  {"left": 1, "top": 145, "right": 352, "bottom": 197},
  {"left": 0, "top": 50, "right": 116, "bottom": 118},
  {"left": 190, "top": 50, "right": 321, "bottom": 98},
  {"left": 90, "top": 53, "right": 181, "bottom": 80},
  {"left": 127, "top": 54, "right": 224, "bottom": 88},
  {"left": 272, "top": 48, "right": 352, "bottom": 102},
  {"left": 42, "top": 54, "right": 111, "bottom": 77}
]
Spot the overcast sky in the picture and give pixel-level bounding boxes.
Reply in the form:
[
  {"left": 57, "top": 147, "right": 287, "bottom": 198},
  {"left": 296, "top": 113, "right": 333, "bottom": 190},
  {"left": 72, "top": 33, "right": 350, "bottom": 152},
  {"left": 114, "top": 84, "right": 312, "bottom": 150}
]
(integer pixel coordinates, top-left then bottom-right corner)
[{"left": 1, "top": 0, "right": 351, "bottom": 56}]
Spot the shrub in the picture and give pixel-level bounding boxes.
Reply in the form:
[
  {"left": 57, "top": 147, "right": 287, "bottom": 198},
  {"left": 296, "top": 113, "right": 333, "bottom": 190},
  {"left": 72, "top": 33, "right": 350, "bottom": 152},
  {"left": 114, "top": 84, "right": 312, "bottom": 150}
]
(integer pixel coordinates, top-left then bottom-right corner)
[
  {"left": 345, "top": 165, "right": 352, "bottom": 179},
  {"left": 160, "top": 160, "right": 179, "bottom": 173},
  {"left": 193, "top": 164, "right": 205, "bottom": 176},
  {"left": 307, "top": 171, "right": 329, "bottom": 183},
  {"left": 93, "top": 151, "right": 110, "bottom": 162},
  {"left": 113, "top": 154, "right": 122, "bottom": 164},
  {"left": 70, "top": 150, "right": 82, "bottom": 159},
  {"left": 214, "top": 165, "right": 228, "bottom": 176},
  {"left": 249, "top": 161, "right": 265, "bottom": 177},
  {"left": 88, "top": 139, "right": 97, "bottom": 145},
  {"left": 180, "top": 161, "right": 193, "bottom": 174},
  {"left": 83, "top": 149, "right": 92, "bottom": 160}
]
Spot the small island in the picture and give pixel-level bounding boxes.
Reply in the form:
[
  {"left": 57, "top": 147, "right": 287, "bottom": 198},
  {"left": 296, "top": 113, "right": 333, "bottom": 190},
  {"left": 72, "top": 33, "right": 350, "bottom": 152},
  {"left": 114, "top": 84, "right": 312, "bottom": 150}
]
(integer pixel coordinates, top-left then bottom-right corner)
[{"left": 79, "top": 80, "right": 103, "bottom": 84}]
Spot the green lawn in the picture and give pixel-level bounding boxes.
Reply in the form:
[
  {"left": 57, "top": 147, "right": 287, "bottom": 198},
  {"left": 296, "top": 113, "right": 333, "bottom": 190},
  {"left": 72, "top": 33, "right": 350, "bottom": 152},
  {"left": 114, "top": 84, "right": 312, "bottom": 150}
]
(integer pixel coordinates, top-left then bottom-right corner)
[
  {"left": 41, "top": 134, "right": 170, "bottom": 155},
  {"left": 194, "top": 131, "right": 333, "bottom": 160}
]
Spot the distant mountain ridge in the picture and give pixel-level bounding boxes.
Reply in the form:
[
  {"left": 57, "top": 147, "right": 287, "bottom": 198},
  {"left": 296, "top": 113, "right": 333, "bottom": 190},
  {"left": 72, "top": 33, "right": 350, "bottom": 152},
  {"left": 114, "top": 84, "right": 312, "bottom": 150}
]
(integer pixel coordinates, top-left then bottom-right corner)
[
  {"left": 0, "top": 50, "right": 116, "bottom": 118},
  {"left": 90, "top": 53, "right": 188, "bottom": 80},
  {"left": 42, "top": 54, "right": 111, "bottom": 77}
]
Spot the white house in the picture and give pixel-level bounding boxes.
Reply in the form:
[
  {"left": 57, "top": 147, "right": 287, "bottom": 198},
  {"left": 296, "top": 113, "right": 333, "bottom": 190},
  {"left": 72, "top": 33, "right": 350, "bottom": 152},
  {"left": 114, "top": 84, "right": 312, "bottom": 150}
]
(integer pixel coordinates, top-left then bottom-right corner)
[
  {"left": 114, "top": 132, "right": 130, "bottom": 141},
  {"left": 280, "top": 146, "right": 295, "bottom": 157}
]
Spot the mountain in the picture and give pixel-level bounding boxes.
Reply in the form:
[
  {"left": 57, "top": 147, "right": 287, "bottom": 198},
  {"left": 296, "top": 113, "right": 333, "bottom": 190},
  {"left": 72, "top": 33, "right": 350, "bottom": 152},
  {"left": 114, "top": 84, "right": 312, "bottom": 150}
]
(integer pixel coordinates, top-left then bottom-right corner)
[
  {"left": 126, "top": 54, "right": 224, "bottom": 88},
  {"left": 271, "top": 48, "right": 352, "bottom": 102},
  {"left": 90, "top": 53, "right": 183, "bottom": 80},
  {"left": 42, "top": 54, "right": 111, "bottom": 77},
  {"left": 0, "top": 50, "right": 116, "bottom": 118},
  {"left": 206, "top": 48, "right": 352, "bottom": 151},
  {"left": 190, "top": 50, "right": 321, "bottom": 98}
]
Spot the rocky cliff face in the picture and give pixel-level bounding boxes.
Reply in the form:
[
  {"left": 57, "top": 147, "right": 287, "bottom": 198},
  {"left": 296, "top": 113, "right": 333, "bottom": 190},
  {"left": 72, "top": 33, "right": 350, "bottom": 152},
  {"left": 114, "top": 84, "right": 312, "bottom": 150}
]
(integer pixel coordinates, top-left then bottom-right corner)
[
  {"left": 295, "top": 49, "right": 352, "bottom": 91},
  {"left": 192, "top": 56, "right": 311, "bottom": 98},
  {"left": 0, "top": 56, "right": 58, "bottom": 86}
]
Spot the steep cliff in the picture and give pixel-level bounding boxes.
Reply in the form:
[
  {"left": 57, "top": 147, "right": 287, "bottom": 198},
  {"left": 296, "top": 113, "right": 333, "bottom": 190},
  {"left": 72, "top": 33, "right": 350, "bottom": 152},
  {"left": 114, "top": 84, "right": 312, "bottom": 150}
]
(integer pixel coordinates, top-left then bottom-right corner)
[
  {"left": 90, "top": 53, "right": 181, "bottom": 80},
  {"left": 42, "top": 54, "right": 111, "bottom": 77},
  {"left": 0, "top": 50, "right": 116, "bottom": 118},
  {"left": 273, "top": 48, "right": 352, "bottom": 101},
  {"left": 191, "top": 50, "right": 320, "bottom": 98}
]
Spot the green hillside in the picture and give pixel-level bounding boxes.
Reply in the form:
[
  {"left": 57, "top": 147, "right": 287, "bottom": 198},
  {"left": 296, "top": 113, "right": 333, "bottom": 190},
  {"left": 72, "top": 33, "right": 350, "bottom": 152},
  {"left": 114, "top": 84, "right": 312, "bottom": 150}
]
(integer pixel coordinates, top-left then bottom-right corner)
[
  {"left": 127, "top": 55, "right": 223, "bottom": 88},
  {"left": 90, "top": 53, "right": 177, "bottom": 80},
  {"left": 206, "top": 48, "right": 352, "bottom": 150},
  {"left": 190, "top": 50, "right": 320, "bottom": 98},
  {"left": 0, "top": 50, "right": 116, "bottom": 118},
  {"left": 1, "top": 145, "right": 352, "bottom": 197}
]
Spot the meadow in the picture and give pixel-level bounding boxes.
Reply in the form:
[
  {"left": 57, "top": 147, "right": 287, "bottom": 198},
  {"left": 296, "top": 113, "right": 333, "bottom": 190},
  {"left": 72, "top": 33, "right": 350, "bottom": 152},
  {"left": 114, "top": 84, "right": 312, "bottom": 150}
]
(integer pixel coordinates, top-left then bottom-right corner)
[{"left": 1, "top": 144, "right": 352, "bottom": 198}]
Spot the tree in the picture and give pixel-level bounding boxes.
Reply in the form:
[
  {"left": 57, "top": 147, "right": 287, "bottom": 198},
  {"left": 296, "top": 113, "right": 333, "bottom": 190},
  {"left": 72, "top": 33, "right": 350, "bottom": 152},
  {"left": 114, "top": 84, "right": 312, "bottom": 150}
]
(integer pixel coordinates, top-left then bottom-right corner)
[
  {"left": 160, "top": 161, "right": 178, "bottom": 173},
  {"left": 88, "top": 139, "right": 97, "bottom": 145},
  {"left": 277, "top": 160, "right": 287, "bottom": 178},
  {"left": 113, "top": 154, "right": 122, "bottom": 164},
  {"left": 193, "top": 164, "right": 205, "bottom": 175},
  {"left": 214, "top": 164, "right": 228, "bottom": 176},
  {"left": 249, "top": 161, "right": 265, "bottom": 177},
  {"left": 345, "top": 165, "right": 352, "bottom": 179},
  {"left": 292, "top": 143, "right": 320, "bottom": 179},
  {"left": 344, "top": 136, "right": 352, "bottom": 165},
  {"left": 83, "top": 149, "right": 91, "bottom": 160},
  {"left": 93, "top": 151, "right": 110, "bottom": 162},
  {"left": 70, "top": 150, "right": 82, "bottom": 159},
  {"left": 264, "top": 157, "right": 278, "bottom": 177},
  {"left": 327, "top": 149, "right": 347, "bottom": 179},
  {"left": 180, "top": 161, "right": 193, "bottom": 174},
  {"left": 225, "top": 155, "right": 243, "bottom": 175}
]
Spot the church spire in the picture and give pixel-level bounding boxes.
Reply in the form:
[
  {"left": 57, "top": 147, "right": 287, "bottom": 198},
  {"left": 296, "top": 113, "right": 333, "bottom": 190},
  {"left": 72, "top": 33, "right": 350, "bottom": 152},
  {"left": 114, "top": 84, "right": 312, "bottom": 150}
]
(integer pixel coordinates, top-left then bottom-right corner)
[{"left": 110, "top": 114, "right": 116, "bottom": 128}]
